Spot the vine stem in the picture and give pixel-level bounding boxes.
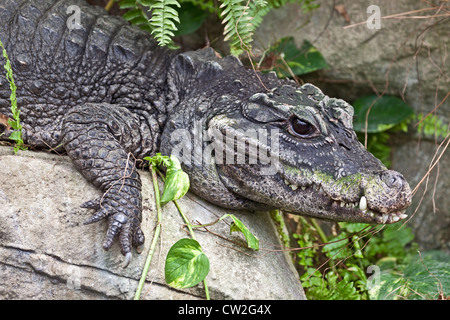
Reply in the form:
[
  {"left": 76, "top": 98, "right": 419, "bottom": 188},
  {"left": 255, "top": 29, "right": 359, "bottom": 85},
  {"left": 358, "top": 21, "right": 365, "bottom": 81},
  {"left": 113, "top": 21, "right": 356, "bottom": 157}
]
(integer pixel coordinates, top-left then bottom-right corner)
[
  {"left": 310, "top": 218, "right": 328, "bottom": 243},
  {"left": 134, "top": 164, "right": 162, "bottom": 300},
  {"left": 105, "top": 0, "right": 115, "bottom": 12},
  {"left": 156, "top": 169, "right": 210, "bottom": 300}
]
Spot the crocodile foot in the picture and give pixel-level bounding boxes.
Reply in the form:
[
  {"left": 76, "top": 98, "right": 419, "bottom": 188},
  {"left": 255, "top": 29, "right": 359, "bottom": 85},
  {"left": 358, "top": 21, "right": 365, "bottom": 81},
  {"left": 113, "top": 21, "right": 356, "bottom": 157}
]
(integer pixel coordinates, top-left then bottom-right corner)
[{"left": 81, "top": 186, "right": 145, "bottom": 268}]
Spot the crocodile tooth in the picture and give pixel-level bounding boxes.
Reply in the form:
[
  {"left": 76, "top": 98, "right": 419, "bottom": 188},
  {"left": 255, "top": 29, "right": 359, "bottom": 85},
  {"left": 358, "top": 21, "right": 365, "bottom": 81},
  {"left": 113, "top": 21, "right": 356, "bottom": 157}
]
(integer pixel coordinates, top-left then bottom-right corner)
[
  {"left": 284, "top": 179, "right": 289, "bottom": 185},
  {"left": 359, "top": 196, "right": 367, "bottom": 211},
  {"left": 290, "top": 184, "right": 298, "bottom": 191},
  {"left": 392, "top": 216, "right": 400, "bottom": 222},
  {"left": 301, "top": 186, "right": 306, "bottom": 191},
  {"left": 340, "top": 202, "right": 345, "bottom": 207},
  {"left": 399, "top": 214, "right": 408, "bottom": 219},
  {"left": 381, "top": 214, "right": 389, "bottom": 224}
]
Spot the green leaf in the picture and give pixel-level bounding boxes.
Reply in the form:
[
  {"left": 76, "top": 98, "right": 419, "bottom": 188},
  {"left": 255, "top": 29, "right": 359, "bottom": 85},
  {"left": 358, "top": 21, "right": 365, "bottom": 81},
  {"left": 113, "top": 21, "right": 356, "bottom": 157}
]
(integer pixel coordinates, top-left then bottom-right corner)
[
  {"left": 8, "top": 131, "right": 21, "bottom": 141},
  {"left": 160, "top": 155, "right": 190, "bottom": 205},
  {"left": 165, "top": 238, "right": 210, "bottom": 288},
  {"left": 352, "top": 95, "right": 414, "bottom": 133},
  {"left": 173, "top": 3, "right": 208, "bottom": 36},
  {"left": 226, "top": 214, "right": 259, "bottom": 250},
  {"left": 267, "top": 37, "right": 328, "bottom": 77},
  {"left": 122, "top": 8, "right": 143, "bottom": 20},
  {"left": 370, "top": 251, "right": 450, "bottom": 300},
  {"left": 338, "top": 222, "right": 370, "bottom": 233},
  {"left": 322, "top": 232, "right": 352, "bottom": 259},
  {"left": 118, "top": 0, "right": 138, "bottom": 9},
  {"left": 402, "top": 252, "right": 450, "bottom": 300}
]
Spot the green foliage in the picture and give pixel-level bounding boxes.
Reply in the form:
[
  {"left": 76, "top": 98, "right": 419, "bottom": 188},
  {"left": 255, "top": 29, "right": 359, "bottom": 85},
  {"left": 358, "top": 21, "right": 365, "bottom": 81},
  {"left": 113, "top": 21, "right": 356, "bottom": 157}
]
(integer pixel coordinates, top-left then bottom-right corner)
[
  {"left": 352, "top": 95, "right": 414, "bottom": 134},
  {"left": 160, "top": 155, "right": 190, "bottom": 204},
  {"left": 294, "top": 218, "right": 449, "bottom": 300},
  {"left": 143, "top": 153, "right": 190, "bottom": 205},
  {"left": 116, "top": 0, "right": 181, "bottom": 47},
  {"left": 352, "top": 94, "right": 448, "bottom": 168},
  {"left": 115, "top": 0, "right": 320, "bottom": 54},
  {"left": 218, "top": 0, "right": 275, "bottom": 55},
  {"left": 296, "top": 221, "right": 374, "bottom": 300},
  {"left": 356, "top": 131, "right": 392, "bottom": 167},
  {"left": 116, "top": 0, "right": 153, "bottom": 32},
  {"left": 140, "top": 154, "right": 259, "bottom": 299},
  {"left": 416, "top": 113, "right": 449, "bottom": 139},
  {"left": 0, "top": 37, "right": 26, "bottom": 154},
  {"left": 226, "top": 214, "right": 260, "bottom": 250},
  {"left": 261, "top": 37, "right": 328, "bottom": 77},
  {"left": 352, "top": 95, "right": 413, "bottom": 167},
  {"left": 173, "top": 2, "right": 209, "bottom": 36},
  {"left": 219, "top": 0, "right": 255, "bottom": 55},
  {"left": 369, "top": 251, "right": 450, "bottom": 300}
]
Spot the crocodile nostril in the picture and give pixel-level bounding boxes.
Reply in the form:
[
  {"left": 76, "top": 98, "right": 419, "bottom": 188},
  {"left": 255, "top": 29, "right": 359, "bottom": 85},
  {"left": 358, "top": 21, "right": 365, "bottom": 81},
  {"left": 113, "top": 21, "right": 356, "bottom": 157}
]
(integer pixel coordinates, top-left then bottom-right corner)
[{"left": 382, "top": 171, "right": 404, "bottom": 189}]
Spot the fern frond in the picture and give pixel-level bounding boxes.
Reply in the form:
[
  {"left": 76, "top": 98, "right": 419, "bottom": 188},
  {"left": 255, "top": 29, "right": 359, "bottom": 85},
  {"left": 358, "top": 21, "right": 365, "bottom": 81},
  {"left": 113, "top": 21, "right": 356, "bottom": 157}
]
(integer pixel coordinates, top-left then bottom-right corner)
[
  {"left": 117, "top": 0, "right": 153, "bottom": 32},
  {"left": 116, "top": 0, "right": 180, "bottom": 46},
  {"left": 149, "top": 0, "right": 181, "bottom": 46},
  {"left": 219, "top": 0, "right": 272, "bottom": 56},
  {"left": 219, "top": 0, "right": 254, "bottom": 55}
]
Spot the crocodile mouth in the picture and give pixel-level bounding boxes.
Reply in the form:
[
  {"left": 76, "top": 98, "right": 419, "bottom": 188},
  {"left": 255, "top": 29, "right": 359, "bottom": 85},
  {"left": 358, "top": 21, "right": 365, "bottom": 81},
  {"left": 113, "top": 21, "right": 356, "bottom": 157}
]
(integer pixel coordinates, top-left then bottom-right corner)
[{"left": 279, "top": 174, "right": 409, "bottom": 224}]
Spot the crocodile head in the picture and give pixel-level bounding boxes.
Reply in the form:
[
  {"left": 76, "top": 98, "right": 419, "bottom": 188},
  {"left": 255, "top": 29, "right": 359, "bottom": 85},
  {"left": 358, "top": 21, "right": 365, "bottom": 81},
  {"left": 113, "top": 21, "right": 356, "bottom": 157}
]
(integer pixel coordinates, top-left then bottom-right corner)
[{"left": 161, "top": 49, "right": 412, "bottom": 224}]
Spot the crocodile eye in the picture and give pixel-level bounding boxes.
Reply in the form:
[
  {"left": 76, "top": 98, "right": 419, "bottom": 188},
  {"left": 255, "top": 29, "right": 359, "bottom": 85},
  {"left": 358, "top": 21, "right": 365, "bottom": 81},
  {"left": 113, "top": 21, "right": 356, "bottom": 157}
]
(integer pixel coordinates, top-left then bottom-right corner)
[{"left": 289, "top": 117, "right": 316, "bottom": 137}]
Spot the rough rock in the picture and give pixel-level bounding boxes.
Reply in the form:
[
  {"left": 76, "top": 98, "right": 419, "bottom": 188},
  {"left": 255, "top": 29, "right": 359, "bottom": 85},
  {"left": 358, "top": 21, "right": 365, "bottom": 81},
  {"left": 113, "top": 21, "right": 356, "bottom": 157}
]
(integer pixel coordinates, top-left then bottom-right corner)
[
  {"left": 254, "top": 0, "right": 449, "bottom": 251},
  {"left": 0, "top": 146, "right": 305, "bottom": 300}
]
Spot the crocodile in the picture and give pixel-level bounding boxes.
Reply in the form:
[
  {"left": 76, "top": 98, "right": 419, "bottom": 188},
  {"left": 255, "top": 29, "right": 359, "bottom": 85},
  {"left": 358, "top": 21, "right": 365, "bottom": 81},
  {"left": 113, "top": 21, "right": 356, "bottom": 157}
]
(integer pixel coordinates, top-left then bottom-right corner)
[{"left": 0, "top": 0, "right": 412, "bottom": 267}]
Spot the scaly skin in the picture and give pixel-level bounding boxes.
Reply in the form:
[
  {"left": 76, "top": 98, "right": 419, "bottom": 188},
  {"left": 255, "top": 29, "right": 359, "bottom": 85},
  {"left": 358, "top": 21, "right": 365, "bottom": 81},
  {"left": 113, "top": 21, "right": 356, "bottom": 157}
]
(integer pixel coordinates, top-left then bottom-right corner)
[{"left": 0, "top": 0, "right": 412, "bottom": 267}]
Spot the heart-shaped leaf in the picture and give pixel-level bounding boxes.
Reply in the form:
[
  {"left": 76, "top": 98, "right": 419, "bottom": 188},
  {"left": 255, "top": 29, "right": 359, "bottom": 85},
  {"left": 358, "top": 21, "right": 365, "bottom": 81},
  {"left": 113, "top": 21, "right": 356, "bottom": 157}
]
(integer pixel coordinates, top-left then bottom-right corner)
[
  {"left": 352, "top": 95, "right": 414, "bottom": 133},
  {"left": 165, "top": 238, "right": 210, "bottom": 288}
]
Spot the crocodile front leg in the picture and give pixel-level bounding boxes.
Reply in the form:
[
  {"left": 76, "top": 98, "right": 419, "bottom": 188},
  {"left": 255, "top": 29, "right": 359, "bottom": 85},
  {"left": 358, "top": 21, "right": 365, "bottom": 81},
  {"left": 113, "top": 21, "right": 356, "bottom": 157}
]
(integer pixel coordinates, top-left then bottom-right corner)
[{"left": 62, "top": 103, "right": 149, "bottom": 267}]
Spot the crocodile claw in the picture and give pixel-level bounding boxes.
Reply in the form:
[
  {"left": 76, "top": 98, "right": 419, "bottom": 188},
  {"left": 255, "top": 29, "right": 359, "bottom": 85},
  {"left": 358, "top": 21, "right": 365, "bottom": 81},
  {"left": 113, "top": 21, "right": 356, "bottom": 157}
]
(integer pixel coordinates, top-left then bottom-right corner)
[{"left": 81, "top": 190, "right": 145, "bottom": 268}]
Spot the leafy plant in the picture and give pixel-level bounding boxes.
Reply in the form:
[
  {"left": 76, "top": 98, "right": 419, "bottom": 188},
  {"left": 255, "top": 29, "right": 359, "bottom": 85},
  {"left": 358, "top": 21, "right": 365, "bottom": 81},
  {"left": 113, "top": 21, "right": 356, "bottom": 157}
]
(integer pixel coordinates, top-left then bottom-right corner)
[
  {"left": 173, "top": 2, "right": 209, "bottom": 36},
  {"left": 351, "top": 94, "right": 449, "bottom": 168},
  {"left": 115, "top": 0, "right": 181, "bottom": 47},
  {"left": 219, "top": 0, "right": 266, "bottom": 55},
  {"left": 415, "top": 113, "right": 449, "bottom": 140},
  {"left": 149, "top": 0, "right": 182, "bottom": 46},
  {"left": 352, "top": 95, "right": 414, "bottom": 134},
  {"left": 0, "top": 37, "right": 26, "bottom": 154},
  {"left": 134, "top": 153, "right": 259, "bottom": 300},
  {"left": 116, "top": 0, "right": 153, "bottom": 32},
  {"left": 352, "top": 95, "right": 414, "bottom": 167},
  {"left": 294, "top": 217, "right": 449, "bottom": 300},
  {"left": 259, "top": 37, "right": 328, "bottom": 77},
  {"left": 114, "top": 0, "right": 320, "bottom": 54},
  {"left": 296, "top": 221, "right": 375, "bottom": 300},
  {"left": 369, "top": 250, "right": 450, "bottom": 300},
  {"left": 159, "top": 155, "right": 190, "bottom": 204}
]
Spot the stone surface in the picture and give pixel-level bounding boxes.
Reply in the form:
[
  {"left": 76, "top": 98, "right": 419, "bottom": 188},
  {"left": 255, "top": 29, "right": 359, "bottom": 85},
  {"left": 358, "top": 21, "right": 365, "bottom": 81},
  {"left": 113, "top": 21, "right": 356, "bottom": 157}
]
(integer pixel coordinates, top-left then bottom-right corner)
[
  {"left": 0, "top": 146, "right": 305, "bottom": 300},
  {"left": 254, "top": 0, "right": 449, "bottom": 251}
]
